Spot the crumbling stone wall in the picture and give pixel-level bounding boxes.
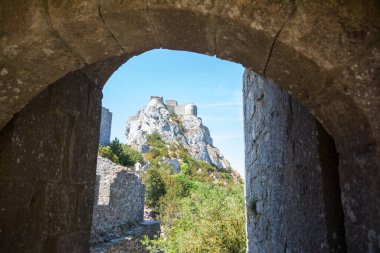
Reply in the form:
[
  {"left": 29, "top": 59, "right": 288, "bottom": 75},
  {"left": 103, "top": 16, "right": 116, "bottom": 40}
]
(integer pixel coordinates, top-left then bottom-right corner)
[
  {"left": 92, "top": 157, "right": 145, "bottom": 233},
  {"left": 91, "top": 220, "right": 160, "bottom": 253},
  {"left": 243, "top": 70, "right": 346, "bottom": 252}
]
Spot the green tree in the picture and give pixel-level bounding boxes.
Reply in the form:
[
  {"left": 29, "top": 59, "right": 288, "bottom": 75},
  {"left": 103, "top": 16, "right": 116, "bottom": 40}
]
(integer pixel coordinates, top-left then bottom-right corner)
[{"left": 142, "top": 167, "right": 167, "bottom": 211}]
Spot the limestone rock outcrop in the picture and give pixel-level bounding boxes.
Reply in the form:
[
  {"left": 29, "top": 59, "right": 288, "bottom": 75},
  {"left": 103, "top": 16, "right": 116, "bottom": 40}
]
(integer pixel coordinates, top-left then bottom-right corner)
[{"left": 125, "top": 97, "right": 230, "bottom": 170}]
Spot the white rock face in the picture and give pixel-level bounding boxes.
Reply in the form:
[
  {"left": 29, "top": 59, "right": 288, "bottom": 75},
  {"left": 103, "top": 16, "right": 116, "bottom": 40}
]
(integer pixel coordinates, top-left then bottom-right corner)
[{"left": 125, "top": 100, "right": 230, "bottom": 169}]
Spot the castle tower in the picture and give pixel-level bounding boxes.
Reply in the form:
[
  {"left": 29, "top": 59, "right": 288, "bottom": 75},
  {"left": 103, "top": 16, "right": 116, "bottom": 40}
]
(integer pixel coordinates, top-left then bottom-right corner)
[
  {"left": 185, "top": 104, "right": 197, "bottom": 116},
  {"left": 166, "top": 99, "right": 178, "bottom": 113},
  {"left": 99, "top": 107, "right": 112, "bottom": 146},
  {"left": 149, "top": 96, "right": 164, "bottom": 107}
]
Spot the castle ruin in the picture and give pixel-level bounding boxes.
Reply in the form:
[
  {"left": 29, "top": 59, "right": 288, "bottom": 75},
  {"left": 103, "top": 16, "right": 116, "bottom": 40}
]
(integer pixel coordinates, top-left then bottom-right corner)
[
  {"left": 150, "top": 96, "right": 197, "bottom": 117},
  {"left": 99, "top": 107, "right": 112, "bottom": 146}
]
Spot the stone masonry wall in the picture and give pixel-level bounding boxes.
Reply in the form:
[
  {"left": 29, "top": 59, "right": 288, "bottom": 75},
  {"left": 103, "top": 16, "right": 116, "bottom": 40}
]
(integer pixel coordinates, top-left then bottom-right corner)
[
  {"left": 243, "top": 70, "right": 346, "bottom": 252},
  {"left": 92, "top": 157, "right": 144, "bottom": 233},
  {"left": 91, "top": 220, "right": 160, "bottom": 253},
  {"left": 0, "top": 69, "right": 102, "bottom": 253},
  {"left": 99, "top": 107, "right": 112, "bottom": 146}
]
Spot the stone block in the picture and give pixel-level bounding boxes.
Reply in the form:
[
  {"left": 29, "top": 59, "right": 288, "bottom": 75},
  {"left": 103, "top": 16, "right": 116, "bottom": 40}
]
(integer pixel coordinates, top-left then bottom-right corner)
[
  {"left": 0, "top": 102, "right": 69, "bottom": 182},
  {"left": 49, "top": 71, "right": 94, "bottom": 119},
  {"left": 56, "top": 230, "right": 90, "bottom": 253},
  {"left": 0, "top": 181, "right": 36, "bottom": 251},
  {"left": 42, "top": 183, "right": 77, "bottom": 239},
  {"left": 311, "top": 85, "right": 373, "bottom": 151},
  {"left": 77, "top": 185, "right": 96, "bottom": 229},
  {"left": 147, "top": 6, "right": 215, "bottom": 55},
  {"left": 47, "top": 0, "right": 125, "bottom": 64},
  {"left": 264, "top": 42, "right": 326, "bottom": 104},
  {"left": 339, "top": 150, "right": 380, "bottom": 253},
  {"left": 68, "top": 121, "right": 98, "bottom": 184},
  {"left": 0, "top": 0, "right": 84, "bottom": 83},
  {"left": 215, "top": 17, "right": 272, "bottom": 71},
  {"left": 100, "top": 0, "right": 158, "bottom": 53}
]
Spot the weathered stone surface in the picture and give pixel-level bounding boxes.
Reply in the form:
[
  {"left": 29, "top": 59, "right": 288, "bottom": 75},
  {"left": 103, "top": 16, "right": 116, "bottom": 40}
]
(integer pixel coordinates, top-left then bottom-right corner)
[
  {"left": 0, "top": 68, "right": 102, "bottom": 252},
  {"left": 91, "top": 157, "right": 160, "bottom": 253},
  {"left": 91, "top": 220, "right": 160, "bottom": 253},
  {"left": 339, "top": 149, "right": 380, "bottom": 253},
  {"left": 0, "top": 0, "right": 85, "bottom": 126},
  {"left": 47, "top": 0, "right": 125, "bottom": 64},
  {"left": 244, "top": 70, "right": 346, "bottom": 252},
  {"left": 42, "top": 183, "right": 77, "bottom": 239},
  {"left": 92, "top": 157, "right": 145, "bottom": 232},
  {"left": 56, "top": 230, "right": 91, "bottom": 253},
  {"left": 147, "top": 0, "right": 218, "bottom": 54},
  {"left": 214, "top": 0, "right": 295, "bottom": 71},
  {"left": 0, "top": 182, "right": 36, "bottom": 251},
  {"left": 147, "top": 6, "right": 215, "bottom": 54},
  {"left": 100, "top": 0, "right": 159, "bottom": 53},
  {"left": 77, "top": 185, "right": 96, "bottom": 229}
]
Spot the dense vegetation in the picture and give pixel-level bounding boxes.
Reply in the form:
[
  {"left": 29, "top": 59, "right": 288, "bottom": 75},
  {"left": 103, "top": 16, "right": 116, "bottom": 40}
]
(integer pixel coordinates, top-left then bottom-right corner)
[
  {"left": 98, "top": 138, "right": 144, "bottom": 167},
  {"left": 98, "top": 133, "right": 246, "bottom": 252},
  {"left": 141, "top": 132, "right": 246, "bottom": 253}
]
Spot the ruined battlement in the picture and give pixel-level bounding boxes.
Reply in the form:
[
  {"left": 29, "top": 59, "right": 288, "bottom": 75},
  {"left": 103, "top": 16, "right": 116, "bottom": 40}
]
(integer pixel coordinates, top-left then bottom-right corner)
[
  {"left": 99, "top": 107, "right": 112, "bottom": 146},
  {"left": 149, "top": 96, "right": 197, "bottom": 116}
]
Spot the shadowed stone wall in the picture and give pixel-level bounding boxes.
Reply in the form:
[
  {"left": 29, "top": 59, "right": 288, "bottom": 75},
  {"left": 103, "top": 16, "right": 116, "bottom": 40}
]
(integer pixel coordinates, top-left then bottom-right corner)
[
  {"left": 243, "top": 70, "right": 346, "bottom": 252},
  {"left": 0, "top": 70, "right": 102, "bottom": 253}
]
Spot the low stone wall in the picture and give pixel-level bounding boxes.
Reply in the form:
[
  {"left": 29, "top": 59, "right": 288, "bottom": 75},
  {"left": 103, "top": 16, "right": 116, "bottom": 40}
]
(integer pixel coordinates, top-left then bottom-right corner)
[
  {"left": 91, "top": 157, "right": 160, "bottom": 253},
  {"left": 91, "top": 220, "right": 160, "bottom": 253},
  {"left": 92, "top": 157, "right": 145, "bottom": 233}
]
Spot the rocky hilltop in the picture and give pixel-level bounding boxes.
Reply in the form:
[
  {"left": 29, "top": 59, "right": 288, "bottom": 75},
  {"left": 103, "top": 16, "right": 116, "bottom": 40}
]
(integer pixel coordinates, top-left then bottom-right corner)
[{"left": 125, "top": 96, "right": 230, "bottom": 170}]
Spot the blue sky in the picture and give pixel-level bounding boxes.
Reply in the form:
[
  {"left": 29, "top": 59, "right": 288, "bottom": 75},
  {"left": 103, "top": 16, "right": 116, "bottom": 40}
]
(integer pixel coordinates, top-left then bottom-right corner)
[{"left": 102, "top": 49, "right": 245, "bottom": 176}]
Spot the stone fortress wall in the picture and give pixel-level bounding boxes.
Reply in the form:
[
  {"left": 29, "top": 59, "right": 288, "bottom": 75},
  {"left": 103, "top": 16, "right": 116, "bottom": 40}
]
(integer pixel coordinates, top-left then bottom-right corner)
[
  {"left": 91, "top": 157, "right": 160, "bottom": 253},
  {"left": 243, "top": 71, "right": 346, "bottom": 252},
  {"left": 92, "top": 157, "right": 145, "bottom": 233},
  {"left": 150, "top": 96, "right": 197, "bottom": 116},
  {"left": 99, "top": 107, "right": 112, "bottom": 146}
]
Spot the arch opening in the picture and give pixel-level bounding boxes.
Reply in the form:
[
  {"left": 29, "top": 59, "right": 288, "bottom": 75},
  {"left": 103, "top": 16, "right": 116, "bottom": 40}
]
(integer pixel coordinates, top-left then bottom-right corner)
[{"left": 92, "top": 49, "right": 247, "bottom": 252}]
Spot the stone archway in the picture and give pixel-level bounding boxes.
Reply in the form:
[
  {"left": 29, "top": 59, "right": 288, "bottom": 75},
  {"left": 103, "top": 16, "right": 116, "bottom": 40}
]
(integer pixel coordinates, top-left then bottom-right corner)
[{"left": 0, "top": 1, "right": 379, "bottom": 252}]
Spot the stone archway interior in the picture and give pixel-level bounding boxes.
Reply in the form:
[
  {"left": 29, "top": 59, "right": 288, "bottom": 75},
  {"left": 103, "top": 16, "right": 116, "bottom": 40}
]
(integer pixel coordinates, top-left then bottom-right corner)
[{"left": 0, "top": 1, "right": 379, "bottom": 252}]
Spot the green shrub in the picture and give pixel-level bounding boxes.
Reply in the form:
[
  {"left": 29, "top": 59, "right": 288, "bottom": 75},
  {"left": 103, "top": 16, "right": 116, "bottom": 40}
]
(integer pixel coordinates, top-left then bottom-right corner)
[
  {"left": 180, "top": 162, "right": 191, "bottom": 175},
  {"left": 170, "top": 112, "right": 180, "bottom": 124},
  {"left": 145, "top": 183, "right": 246, "bottom": 253},
  {"left": 98, "top": 138, "right": 143, "bottom": 167},
  {"left": 146, "top": 131, "right": 166, "bottom": 149},
  {"left": 98, "top": 145, "right": 118, "bottom": 163}
]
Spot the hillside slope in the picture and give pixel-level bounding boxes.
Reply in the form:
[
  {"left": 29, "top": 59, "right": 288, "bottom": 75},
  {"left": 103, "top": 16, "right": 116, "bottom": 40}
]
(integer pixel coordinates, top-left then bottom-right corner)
[{"left": 125, "top": 97, "right": 230, "bottom": 170}]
